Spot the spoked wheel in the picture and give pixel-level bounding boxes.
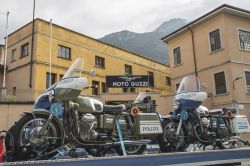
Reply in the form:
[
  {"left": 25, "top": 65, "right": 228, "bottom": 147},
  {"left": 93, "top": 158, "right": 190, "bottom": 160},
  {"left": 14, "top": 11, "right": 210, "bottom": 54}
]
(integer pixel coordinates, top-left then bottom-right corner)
[
  {"left": 158, "top": 120, "right": 188, "bottom": 153},
  {"left": 9, "top": 114, "right": 63, "bottom": 161},
  {"left": 114, "top": 144, "right": 147, "bottom": 155}
]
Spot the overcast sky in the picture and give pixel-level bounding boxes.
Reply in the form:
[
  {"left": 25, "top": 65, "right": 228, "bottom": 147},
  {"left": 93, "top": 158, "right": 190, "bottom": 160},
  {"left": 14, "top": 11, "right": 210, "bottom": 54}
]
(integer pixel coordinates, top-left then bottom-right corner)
[{"left": 0, "top": 0, "right": 250, "bottom": 44}]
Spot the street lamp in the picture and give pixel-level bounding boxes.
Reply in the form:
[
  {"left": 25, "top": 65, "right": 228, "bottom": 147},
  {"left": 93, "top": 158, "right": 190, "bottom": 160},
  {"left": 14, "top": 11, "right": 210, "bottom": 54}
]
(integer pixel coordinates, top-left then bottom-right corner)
[
  {"left": 233, "top": 74, "right": 244, "bottom": 114},
  {"left": 0, "top": 11, "right": 9, "bottom": 99}
]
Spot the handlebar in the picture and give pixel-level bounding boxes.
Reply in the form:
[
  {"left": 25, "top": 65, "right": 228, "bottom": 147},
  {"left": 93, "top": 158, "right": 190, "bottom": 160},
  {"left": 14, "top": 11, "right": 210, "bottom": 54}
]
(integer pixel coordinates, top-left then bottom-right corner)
[
  {"left": 83, "top": 85, "right": 98, "bottom": 90},
  {"left": 90, "top": 85, "right": 98, "bottom": 89}
]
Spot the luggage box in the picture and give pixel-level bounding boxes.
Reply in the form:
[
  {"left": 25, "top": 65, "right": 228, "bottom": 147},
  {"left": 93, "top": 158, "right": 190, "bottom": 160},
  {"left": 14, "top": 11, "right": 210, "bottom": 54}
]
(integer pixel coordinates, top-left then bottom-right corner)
[
  {"left": 231, "top": 115, "right": 250, "bottom": 133},
  {"left": 134, "top": 113, "right": 163, "bottom": 135}
]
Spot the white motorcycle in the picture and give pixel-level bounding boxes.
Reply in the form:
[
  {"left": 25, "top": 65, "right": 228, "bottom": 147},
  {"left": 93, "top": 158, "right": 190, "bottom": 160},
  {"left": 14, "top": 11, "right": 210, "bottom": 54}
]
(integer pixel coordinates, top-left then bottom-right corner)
[{"left": 158, "top": 75, "right": 250, "bottom": 152}]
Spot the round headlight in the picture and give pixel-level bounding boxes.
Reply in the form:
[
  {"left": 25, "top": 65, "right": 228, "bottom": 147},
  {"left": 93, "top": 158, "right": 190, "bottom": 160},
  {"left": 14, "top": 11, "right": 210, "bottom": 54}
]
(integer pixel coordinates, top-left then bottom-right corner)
[{"left": 173, "top": 99, "right": 180, "bottom": 110}]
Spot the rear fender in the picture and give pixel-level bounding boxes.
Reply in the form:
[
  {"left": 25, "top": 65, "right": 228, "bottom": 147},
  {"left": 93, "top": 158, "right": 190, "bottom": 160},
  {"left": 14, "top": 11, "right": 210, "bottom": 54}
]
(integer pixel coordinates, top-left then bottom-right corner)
[{"left": 23, "top": 109, "right": 65, "bottom": 144}]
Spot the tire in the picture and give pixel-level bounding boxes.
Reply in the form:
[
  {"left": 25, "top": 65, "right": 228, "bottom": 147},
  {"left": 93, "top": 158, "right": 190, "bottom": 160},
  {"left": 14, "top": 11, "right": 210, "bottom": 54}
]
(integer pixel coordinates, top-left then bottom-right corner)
[
  {"left": 158, "top": 120, "right": 188, "bottom": 153},
  {"left": 10, "top": 114, "right": 63, "bottom": 161}
]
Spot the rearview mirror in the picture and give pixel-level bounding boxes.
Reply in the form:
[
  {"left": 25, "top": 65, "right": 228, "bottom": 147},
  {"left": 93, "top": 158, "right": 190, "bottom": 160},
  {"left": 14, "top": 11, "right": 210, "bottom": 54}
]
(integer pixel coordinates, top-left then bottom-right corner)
[{"left": 89, "top": 70, "right": 96, "bottom": 77}]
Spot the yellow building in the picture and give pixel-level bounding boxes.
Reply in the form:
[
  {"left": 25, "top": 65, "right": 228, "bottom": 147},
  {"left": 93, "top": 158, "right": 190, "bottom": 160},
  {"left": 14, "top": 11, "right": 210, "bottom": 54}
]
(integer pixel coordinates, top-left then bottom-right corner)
[
  {"left": 162, "top": 4, "right": 250, "bottom": 117},
  {"left": 5, "top": 18, "right": 170, "bottom": 101}
]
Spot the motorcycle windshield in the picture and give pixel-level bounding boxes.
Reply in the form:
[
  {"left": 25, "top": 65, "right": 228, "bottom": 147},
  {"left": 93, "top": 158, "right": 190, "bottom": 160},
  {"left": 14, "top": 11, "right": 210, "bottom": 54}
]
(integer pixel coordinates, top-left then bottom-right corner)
[
  {"left": 45, "top": 58, "right": 84, "bottom": 92},
  {"left": 134, "top": 92, "right": 149, "bottom": 104},
  {"left": 62, "top": 58, "right": 84, "bottom": 79},
  {"left": 177, "top": 75, "right": 201, "bottom": 94}
]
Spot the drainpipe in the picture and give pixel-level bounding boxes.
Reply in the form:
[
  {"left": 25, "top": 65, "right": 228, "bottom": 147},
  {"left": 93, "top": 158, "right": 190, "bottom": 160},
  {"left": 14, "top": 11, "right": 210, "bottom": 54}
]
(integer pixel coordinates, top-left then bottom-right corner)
[
  {"left": 188, "top": 26, "right": 198, "bottom": 77},
  {"left": 29, "top": 0, "right": 35, "bottom": 88}
]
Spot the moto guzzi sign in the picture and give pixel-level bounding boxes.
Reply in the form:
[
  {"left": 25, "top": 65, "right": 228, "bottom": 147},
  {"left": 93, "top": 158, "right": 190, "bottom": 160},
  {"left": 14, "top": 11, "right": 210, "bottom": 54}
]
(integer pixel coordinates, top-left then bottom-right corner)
[{"left": 106, "top": 75, "right": 154, "bottom": 88}]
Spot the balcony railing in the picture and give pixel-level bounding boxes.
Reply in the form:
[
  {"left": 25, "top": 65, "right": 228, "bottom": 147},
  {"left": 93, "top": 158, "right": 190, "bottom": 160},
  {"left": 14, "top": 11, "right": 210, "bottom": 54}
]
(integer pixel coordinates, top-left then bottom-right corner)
[{"left": 0, "top": 88, "right": 43, "bottom": 102}]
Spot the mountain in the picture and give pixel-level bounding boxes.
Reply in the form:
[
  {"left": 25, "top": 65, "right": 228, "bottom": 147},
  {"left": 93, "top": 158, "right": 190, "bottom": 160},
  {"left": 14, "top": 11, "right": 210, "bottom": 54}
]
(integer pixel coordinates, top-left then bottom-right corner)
[{"left": 99, "top": 18, "right": 187, "bottom": 65}]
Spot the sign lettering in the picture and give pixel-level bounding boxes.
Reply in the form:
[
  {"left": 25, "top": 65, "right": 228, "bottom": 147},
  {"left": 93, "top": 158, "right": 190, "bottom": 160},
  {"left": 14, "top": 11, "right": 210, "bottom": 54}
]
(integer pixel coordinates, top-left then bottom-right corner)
[{"left": 106, "top": 75, "right": 154, "bottom": 88}]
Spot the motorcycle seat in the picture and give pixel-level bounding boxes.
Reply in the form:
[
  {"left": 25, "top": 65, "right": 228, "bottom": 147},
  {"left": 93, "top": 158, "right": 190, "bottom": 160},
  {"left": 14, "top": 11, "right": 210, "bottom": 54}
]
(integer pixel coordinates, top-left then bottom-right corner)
[
  {"left": 103, "top": 104, "right": 125, "bottom": 114},
  {"left": 208, "top": 109, "right": 223, "bottom": 115}
]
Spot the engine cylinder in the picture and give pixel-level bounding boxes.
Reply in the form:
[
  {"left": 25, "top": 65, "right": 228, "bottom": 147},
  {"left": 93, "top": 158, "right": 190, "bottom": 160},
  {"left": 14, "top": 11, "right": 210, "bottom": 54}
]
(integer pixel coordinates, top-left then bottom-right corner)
[{"left": 79, "top": 114, "right": 98, "bottom": 141}]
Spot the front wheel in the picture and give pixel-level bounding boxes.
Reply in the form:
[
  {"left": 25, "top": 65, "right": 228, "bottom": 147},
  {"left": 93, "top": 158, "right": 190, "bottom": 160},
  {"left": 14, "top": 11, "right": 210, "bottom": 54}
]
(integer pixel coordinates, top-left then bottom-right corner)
[
  {"left": 158, "top": 120, "right": 189, "bottom": 153},
  {"left": 8, "top": 114, "right": 63, "bottom": 161}
]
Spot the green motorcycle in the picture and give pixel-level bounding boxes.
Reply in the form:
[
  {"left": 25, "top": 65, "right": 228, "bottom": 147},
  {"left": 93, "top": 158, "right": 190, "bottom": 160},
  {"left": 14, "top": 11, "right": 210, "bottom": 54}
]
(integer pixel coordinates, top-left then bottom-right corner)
[{"left": 5, "top": 58, "right": 163, "bottom": 161}]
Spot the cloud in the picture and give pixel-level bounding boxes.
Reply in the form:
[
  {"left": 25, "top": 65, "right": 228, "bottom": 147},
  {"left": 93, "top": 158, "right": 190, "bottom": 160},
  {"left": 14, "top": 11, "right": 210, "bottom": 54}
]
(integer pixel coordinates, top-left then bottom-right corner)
[{"left": 0, "top": 0, "right": 250, "bottom": 44}]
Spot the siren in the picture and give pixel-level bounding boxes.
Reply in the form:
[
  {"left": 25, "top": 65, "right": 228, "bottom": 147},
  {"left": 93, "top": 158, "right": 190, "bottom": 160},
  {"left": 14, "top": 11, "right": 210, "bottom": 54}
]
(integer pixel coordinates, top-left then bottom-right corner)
[{"left": 131, "top": 107, "right": 140, "bottom": 116}]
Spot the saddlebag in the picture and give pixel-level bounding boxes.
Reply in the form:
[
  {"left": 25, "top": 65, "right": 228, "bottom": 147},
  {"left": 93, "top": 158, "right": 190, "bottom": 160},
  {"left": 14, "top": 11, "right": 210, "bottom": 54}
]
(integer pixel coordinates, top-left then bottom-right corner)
[
  {"left": 231, "top": 115, "right": 250, "bottom": 134},
  {"left": 99, "top": 114, "right": 127, "bottom": 129},
  {"left": 134, "top": 113, "right": 163, "bottom": 135}
]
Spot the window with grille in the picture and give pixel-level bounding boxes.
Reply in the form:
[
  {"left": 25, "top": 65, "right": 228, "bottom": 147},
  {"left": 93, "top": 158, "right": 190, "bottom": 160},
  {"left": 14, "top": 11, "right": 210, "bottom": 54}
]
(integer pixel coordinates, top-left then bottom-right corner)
[
  {"left": 173, "top": 47, "right": 181, "bottom": 65},
  {"left": 239, "top": 30, "right": 250, "bottom": 51},
  {"left": 245, "top": 71, "right": 250, "bottom": 93},
  {"left": 176, "top": 83, "right": 180, "bottom": 91},
  {"left": 11, "top": 49, "right": 16, "bottom": 62},
  {"left": 58, "top": 45, "right": 71, "bottom": 60},
  {"left": 92, "top": 81, "right": 99, "bottom": 95},
  {"left": 166, "top": 77, "right": 171, "bottom": 85},
  {"left": 209, "top": 29, "right": 222, "bottom": 52},
  {"left": 130, "top": 88, "right": 135, "bottom": 93},
  {"left": 125, "top": 64, "right": 132, "bottom": 74},
  {"left": 59, "top": 74, "right": 64, "bottom": 80},
  {"left": 21, "top": 43, "right": 29, "bottom": 57},
  {"left": 46, "top": 72, "right": 56, "bottom": 89},
  {"left": 214, "top": 71, "right": 227, "bottom": 95},
  {"left": 123, "top": 88, "right": 128, "bottom": 93},
  {"left": 95, "top": 56, "right": 105, "bottom": 68},
  {"left": 102, "top": 82, "right": 107, "bottom": 93}
]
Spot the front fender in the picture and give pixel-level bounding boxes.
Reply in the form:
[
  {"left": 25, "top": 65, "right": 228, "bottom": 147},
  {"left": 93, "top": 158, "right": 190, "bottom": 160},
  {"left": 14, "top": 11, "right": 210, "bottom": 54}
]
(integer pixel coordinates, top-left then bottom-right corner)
[{"left": 23, "top": 109, "right": 65, "bottom": 143}]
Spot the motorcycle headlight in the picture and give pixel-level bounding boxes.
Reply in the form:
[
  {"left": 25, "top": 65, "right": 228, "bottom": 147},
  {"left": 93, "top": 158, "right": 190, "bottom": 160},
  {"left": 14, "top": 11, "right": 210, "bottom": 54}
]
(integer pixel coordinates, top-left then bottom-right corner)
[{"left": 173, "top": 99, "right": 180, "bottom": 110}]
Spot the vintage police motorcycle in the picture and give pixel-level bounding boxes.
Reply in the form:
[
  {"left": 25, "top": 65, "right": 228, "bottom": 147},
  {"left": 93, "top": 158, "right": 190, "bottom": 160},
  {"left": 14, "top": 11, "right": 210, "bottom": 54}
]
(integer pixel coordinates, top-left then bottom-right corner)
[
  {"left": 5, "top": 58, "right": 164, "bottom": 161},
  {"left": 158, "top": 75, "right": 250, "bottom": 152}
]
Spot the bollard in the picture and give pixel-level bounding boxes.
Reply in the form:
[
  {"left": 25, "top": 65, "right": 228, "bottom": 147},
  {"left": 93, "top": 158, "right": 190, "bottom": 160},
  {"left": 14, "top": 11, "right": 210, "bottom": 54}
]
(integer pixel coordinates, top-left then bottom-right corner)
[{"left": 0, "top": 135, "right": 4, "bottom": 162}]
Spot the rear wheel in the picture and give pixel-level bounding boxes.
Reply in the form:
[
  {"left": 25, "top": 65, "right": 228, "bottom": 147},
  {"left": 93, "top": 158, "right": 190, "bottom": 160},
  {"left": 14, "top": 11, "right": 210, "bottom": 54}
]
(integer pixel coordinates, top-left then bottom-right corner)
[
  {"left": 158, "top": 120, "right": 188, "bottom": 153},
  {"left": 9, "top": 114, "right": 63, "bottom": 161}
]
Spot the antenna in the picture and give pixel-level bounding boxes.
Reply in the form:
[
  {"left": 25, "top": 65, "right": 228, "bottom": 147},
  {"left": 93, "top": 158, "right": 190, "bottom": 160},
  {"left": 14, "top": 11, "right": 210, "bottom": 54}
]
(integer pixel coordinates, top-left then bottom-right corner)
[{"left": 49, "top": 19, "right": 53, "bottom": 87}]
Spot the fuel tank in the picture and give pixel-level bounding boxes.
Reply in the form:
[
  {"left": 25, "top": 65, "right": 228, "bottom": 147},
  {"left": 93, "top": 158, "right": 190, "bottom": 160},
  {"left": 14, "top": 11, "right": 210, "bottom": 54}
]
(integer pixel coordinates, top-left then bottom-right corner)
[{"left": 74, "top": 96, "right": 103, "bottom": 113}]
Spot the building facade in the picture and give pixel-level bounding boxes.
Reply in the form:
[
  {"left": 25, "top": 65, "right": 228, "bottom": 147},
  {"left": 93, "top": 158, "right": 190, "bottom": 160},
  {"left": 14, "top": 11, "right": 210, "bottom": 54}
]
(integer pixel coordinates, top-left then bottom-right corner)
[
  {"left": 5, "top": 18, "right": 170, "bottom": 102},
  {"left": 162, "top": 4, "right": 250, "bottom": 117}
]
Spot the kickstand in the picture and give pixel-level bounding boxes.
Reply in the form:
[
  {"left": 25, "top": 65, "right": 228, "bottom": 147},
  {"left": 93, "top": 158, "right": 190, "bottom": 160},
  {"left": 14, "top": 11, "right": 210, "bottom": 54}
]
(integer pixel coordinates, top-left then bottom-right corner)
[{"left": 202, "top": 145, "right": 207, "bottom": 151}]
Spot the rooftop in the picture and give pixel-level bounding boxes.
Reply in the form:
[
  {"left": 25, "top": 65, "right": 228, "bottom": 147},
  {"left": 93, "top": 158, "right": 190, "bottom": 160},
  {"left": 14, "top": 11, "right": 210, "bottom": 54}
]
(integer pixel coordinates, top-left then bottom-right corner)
[
  {"left": 162, "top": 4, "right": 250, "bottom": 42},
  {"left": 8, "top": 18, "right": 169, "bottom": 67}
]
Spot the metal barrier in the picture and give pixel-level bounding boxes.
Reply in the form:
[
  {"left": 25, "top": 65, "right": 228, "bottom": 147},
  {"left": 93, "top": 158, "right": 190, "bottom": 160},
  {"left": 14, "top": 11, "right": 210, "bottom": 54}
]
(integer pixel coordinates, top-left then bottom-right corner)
[{"left": 0, "top": 88, "right": 43, "bottom": 102}]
